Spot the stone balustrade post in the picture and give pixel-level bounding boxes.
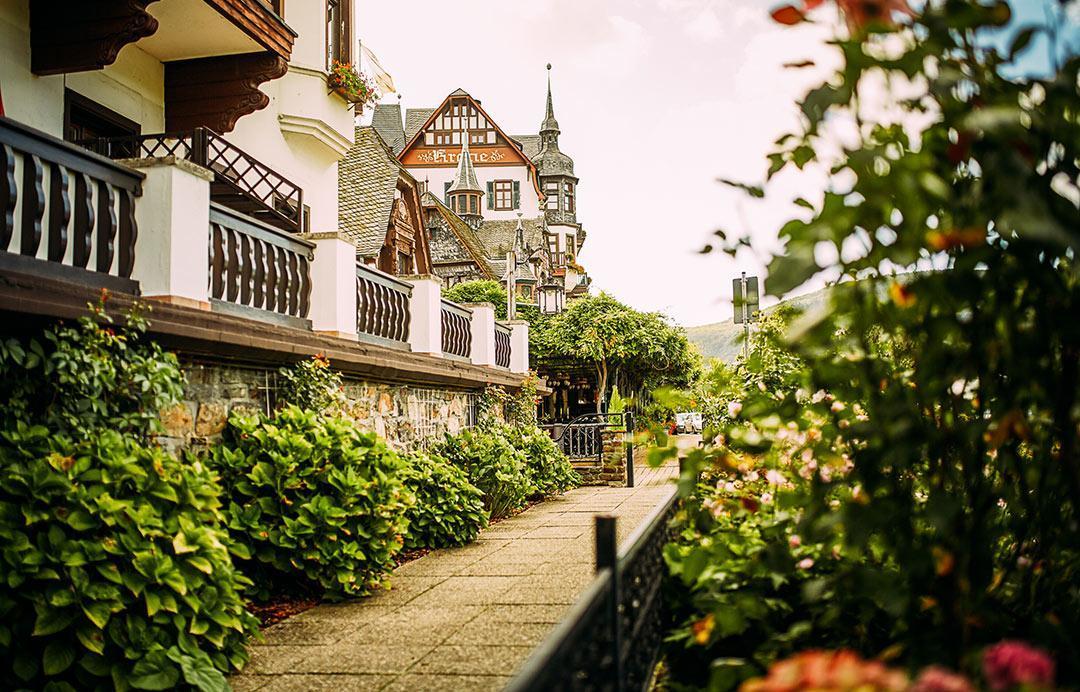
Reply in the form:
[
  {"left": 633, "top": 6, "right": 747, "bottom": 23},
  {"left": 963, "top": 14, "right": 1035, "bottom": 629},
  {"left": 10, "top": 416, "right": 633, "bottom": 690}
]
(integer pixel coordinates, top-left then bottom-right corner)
[
  {"left": 462, "top": 302, "right": 496, "bottom": 367},
  {"left": 507, "top": 320, "right": 530, "bottom": 374},
  {"left": 126, "top": 157, "right": 213, "bottom": 309},
  {"left": 402, "top": 275, "right": 443, "bottom": 355},
  {"left": 303, "top": 232, "right": 357, "bottom": 339}
]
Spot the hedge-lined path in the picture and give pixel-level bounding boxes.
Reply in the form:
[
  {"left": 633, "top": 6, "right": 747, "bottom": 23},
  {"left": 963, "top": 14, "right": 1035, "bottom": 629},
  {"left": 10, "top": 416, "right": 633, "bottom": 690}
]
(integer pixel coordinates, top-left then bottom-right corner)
[{"left": 232, "top": 459, "right": 679, "bottom": 692}]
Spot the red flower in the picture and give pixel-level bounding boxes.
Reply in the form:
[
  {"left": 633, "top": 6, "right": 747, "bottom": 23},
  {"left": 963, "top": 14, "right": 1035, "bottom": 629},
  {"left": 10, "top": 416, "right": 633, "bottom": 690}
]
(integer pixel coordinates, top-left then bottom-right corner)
[
  {"left": 911, "top": 666, "right": 975, "bottom": 692},
  {"left": 771, "top": 4, "right": 806, "bottom": 24},
  {"left": 983, "top": 641, "right": 1055, "bottom": 691}
]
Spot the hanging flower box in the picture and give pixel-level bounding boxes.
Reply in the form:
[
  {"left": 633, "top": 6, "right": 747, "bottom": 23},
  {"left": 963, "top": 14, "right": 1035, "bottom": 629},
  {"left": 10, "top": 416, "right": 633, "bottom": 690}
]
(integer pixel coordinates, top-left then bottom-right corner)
[{"left": 327, "top": 60, "right": 378, "bottom": 110}]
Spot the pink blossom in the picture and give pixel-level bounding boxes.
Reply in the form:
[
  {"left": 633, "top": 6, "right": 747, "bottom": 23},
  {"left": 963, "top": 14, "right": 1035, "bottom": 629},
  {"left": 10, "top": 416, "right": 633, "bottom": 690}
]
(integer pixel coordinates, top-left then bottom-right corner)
[
  {"left": 789, "top": 535, "right": 802, "bottom": 548},
  {"left": 983, "top": 641, "right": 1055, "bottom": 691},
  {"left": 911, "top": 666, "right": 975, "bottom": 692},
  {"left": 760, "top": 492, "right": 773, "bottom": 504},
  {"left": 727, "top": 400, "right": 743, "bottom": 417},
  {"left": 797, "top": 557, "right": 814, "bottom": 569}
]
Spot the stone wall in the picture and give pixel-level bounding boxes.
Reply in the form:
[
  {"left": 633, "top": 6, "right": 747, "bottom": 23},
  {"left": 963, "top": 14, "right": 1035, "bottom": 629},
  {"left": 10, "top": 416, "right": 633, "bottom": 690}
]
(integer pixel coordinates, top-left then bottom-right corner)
[
  {"left": 157, "top": 361, "right": 479, "bottom": 452},
  {"left": 573, "top": 427, "right": 628, "bottom": 487}
]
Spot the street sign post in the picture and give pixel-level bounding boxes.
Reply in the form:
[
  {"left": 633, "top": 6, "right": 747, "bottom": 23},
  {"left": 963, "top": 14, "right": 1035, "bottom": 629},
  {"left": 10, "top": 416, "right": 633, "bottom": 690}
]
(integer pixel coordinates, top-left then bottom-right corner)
[{"left": 732, "top": 272, "right": 760, "bottom": 357}]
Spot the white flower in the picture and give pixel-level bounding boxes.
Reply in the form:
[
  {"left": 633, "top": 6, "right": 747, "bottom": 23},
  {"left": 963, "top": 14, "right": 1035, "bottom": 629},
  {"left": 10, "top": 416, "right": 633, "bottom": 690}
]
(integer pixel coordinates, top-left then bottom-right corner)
[
  {"left": 760, "top": 492, "right": 773, "bottom": 504},
  {"left": 727, "top": 400, "right": 743, "bottom": 418},
  {"left": 812, "top": 389, "right": 828, "bottom": 403},
  {"left": 765, "top": 470, "right": 787, "bottom": 486},
  {"left": 745, "top": 470, "right": 759, "bottom": 482},
  {"left": 831, "top": 400, "right": 846, "bottom": 412}
]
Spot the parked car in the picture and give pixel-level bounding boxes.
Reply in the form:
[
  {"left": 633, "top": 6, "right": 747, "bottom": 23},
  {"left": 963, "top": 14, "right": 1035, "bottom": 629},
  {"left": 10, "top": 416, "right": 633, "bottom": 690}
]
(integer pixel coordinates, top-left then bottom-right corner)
[{"left": 675, "top": 412, "right": 703, "bottom": 434}]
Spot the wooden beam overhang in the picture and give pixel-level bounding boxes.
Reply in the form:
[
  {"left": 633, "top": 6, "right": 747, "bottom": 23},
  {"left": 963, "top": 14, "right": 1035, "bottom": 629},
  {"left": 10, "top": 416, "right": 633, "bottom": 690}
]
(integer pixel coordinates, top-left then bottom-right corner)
[
  {"left": 30, "top": 0, "right": 294, "bottom": 76},
  {"left": 164, "top": 52, "right": 287, "bottom": 133},
  {"left": 30, "top": 0, "right": 162, "bottom": 76}
]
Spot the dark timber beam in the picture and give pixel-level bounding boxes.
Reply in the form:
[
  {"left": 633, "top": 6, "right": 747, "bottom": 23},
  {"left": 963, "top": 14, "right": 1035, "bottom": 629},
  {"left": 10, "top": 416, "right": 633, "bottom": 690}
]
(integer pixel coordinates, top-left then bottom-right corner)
[
  {"left": 30, "top": 0, "right": 161, "bottom": 76},
  {"left": 164, "top": 52, "right": 288, "bottom": 133}
]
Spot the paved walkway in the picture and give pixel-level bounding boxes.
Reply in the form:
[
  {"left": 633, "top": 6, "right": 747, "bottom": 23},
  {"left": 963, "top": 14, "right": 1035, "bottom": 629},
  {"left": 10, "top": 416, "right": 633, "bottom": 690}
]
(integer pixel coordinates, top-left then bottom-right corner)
[{"left": 232, "top": 459, "right": 678, "bottom": 692}]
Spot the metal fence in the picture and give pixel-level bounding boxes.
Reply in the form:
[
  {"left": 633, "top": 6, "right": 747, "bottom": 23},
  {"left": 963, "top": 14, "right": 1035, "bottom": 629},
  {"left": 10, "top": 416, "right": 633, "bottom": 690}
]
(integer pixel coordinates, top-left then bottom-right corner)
[
  {"left": 505, "top": 487, "right": 679, "bottom": 692},
  {"left": 541, "top": 411, "right": 636, "bottom": 487}
]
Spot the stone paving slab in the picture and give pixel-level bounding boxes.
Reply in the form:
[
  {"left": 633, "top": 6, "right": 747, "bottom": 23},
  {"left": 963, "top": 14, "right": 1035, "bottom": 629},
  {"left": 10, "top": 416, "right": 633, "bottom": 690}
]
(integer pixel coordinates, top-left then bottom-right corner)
[{"left": 234, "top": 459, "right": 678, "bottom": 691}]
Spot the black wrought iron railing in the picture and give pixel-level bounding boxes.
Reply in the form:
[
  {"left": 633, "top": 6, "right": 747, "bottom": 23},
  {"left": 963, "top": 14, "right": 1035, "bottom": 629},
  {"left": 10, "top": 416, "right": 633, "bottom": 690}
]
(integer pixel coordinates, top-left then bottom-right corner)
[
  {"left": 494, "top": 322, "right": 511, "bottom": 368},
  {"left": 506, "top": 487, "right": 678, "bottom": 692},
  {"left": 208, "top": 203, "right": 313, "bottom": 323},
  {"left": 1, "top": 116, "right": 142, "bottom": 291},
  {"left": 83, "top": 128, "right": 303, "bottom": 233},
  {"left": 542, "top": 411, "right": 636, "bottom": 487},
  {"left": 440, "top": 299, "right": 472, "bottom": 360},
  {"left": 356, "top": 262, "right": 411, "bottom": 346}
]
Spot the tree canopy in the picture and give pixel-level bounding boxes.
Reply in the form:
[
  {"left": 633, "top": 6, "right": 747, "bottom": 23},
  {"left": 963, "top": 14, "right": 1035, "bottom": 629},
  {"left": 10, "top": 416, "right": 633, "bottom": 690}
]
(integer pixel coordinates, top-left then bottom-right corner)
[
  {"left": 442, "top": 280, "right": 509, "bottom": 319},
  {"left": 532, "top": 292, "right": 700, "bottom": 411}
]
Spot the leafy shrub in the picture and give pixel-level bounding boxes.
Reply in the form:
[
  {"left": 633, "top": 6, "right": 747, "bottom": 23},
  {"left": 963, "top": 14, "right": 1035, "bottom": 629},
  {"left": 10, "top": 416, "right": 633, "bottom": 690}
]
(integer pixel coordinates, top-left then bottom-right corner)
[
  {"left": 435, "top": 427, "right": 530, "bottom": 520},
  {"left": 208, "top": 406, "right": 410, "bottom": 600},
  {"left": 0, "top": 300, "right": 256, "bottom": 691},
  {"left": 399, "top": 451, "right": 487, "bottom": 550},
  {"left": 277, "top": 353, "right": 343, "bottom": 412},
  {"left": 0, "top": 295, "right": 183, "bottom": 436},
  {"left": 503, "top": 424, "right": 580, "bottom": 497}
]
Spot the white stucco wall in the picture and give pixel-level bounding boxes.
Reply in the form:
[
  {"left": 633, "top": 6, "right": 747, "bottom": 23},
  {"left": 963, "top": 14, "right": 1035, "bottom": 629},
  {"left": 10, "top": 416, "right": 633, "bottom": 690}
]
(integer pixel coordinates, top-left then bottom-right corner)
[
  {"left": 0, "top": 0, "right": 164, "bottom": 137},
  {"left": 404, "top": 163, "right": 543, "bottom": 221}
]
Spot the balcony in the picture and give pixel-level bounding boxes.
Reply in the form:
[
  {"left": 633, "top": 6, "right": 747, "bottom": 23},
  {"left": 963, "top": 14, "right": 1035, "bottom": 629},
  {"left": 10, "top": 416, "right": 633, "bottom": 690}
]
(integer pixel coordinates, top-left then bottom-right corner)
[
  {"left": 356, "top": 263, "right": 412, "bottom": 348},
  {"left": 440, "top": 300, "right": 474, "bottom": 361},
  {"left": 84, "top": 128, "right": 303, "bottom": 233},
  {"left": 0, "top": 116, "right": 143, "bottom": 292}
]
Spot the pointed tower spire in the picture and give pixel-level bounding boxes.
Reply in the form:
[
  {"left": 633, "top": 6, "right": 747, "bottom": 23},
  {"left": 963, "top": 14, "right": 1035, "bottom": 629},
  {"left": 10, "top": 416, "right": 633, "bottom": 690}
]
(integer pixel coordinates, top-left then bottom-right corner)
[
  {"left": 448, "top": 129, "right": 481, "bottom": 193},
  {"left": 540, "top": 63, "right": 560, "bottom": 136}
]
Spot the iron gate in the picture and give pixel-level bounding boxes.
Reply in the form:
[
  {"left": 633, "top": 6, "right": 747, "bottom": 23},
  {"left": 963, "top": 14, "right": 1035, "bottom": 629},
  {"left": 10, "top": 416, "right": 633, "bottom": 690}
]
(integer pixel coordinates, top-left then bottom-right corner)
[{"left": 542, "top": 412, "right": 636, "bottom": 487}]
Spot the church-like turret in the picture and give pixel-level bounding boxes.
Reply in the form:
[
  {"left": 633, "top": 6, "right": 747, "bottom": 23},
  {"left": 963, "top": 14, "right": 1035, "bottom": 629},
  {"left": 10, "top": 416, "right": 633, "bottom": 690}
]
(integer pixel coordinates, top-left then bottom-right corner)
[
  {"left": 446, "top": 131, "right": 484, "bottom": 229},
  {"left": 534, "top": 64, "right": 578, "bottom": 224}
]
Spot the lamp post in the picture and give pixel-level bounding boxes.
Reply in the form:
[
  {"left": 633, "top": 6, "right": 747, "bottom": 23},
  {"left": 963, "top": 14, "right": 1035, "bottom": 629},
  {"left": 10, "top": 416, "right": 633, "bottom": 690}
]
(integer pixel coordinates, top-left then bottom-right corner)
[{"left": 538, "top": 280, "right": 565, "bottom": 315}]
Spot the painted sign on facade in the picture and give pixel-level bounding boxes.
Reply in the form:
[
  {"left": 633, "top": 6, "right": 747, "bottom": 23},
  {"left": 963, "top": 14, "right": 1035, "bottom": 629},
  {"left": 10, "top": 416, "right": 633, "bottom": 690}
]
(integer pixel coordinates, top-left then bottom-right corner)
[{"left": 401, "top": 145, "right": 520, "bottom": 167}]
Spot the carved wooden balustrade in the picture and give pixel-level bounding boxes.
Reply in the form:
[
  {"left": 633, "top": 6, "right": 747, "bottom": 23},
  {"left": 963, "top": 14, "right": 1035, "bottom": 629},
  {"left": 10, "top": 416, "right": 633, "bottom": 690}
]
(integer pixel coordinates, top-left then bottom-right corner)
[
  {"left": 494, "top": 322, "right": 511, "bottom": 369},
  {"left": 84, "top": 128, "right": 303, "bottom": 233},
  {"left": 208, "top": 203, "right": 313, "bottom": 324},
  {"left": 355, "top": 262, "right": 411, "bottom": 346},
  {"left": 0, "top": 116, "right": 143, "bottom": 291},
  {"left": 440, "top": 299, "right": 473, "bottom": 360}
]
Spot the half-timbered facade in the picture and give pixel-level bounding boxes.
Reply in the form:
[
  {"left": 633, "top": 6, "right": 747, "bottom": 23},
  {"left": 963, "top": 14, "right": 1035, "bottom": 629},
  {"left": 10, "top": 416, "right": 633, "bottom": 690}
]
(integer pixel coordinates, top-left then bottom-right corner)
[{"left": 369, "top": 67, "right": 591, "bottom": 300}]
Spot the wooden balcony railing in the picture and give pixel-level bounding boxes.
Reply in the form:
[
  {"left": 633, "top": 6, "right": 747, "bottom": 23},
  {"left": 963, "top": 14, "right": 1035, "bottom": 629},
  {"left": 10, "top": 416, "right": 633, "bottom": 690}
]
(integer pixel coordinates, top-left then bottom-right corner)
[
  {"left": 494, "top": 322, "right": 511, "bottom": 369},
  {"left": 208, "top": 203, "right": 313, "bottom": 324},
  {"left": 1, "top": 116, "right": 143, "bottom": 291},
  {"left": 440, "top": 299, "right": 472, "bottom": 360},
  {"left": 356, "top": 262, "right": 411, "bottom": 346},
  {"left": 83, "top": 128, "right": 303, "bottom": 233}
]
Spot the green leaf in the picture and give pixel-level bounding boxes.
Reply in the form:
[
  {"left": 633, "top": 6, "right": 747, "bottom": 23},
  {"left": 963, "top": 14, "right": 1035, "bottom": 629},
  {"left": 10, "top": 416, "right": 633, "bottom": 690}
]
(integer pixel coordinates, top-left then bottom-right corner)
[
  {"left": 43, "top": 641, "right": 77, "bottom": 675},
  {"left": 81, "top": 601, "right": 113, "bottom": 630},
  {"left": 33, "top": 607, "right": 77, "bottom": 636}
]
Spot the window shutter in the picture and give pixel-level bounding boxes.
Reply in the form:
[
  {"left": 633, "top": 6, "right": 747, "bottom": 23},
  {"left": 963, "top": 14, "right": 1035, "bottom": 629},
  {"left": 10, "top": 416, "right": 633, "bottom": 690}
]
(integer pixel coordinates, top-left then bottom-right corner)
[
  {"left": 486, "top": 181, "right": 494, "bottom": 210},
  {"left": 512, "top": 181, "right": 520, "bottom": 209},
  {"left": 444, "top": 181, "right": 451, "bottom": 205}
]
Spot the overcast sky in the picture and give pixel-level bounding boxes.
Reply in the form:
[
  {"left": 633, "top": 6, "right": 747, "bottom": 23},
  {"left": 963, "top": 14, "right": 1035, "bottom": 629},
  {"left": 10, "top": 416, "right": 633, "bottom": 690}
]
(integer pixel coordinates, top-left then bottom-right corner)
[{"left": 357, "top": 0, "right": 1076, "bottom": 328}]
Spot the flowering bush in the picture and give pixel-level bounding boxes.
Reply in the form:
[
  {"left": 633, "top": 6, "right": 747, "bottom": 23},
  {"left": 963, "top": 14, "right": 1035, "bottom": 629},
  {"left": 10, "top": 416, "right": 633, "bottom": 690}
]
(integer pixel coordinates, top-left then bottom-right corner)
[
  {"left": 982, "top": 641, "right": 1055, "bottom": 692},
  {"left": 327, "top": 61, "right": 378, "bottom": 109},
  {"left": 662, "top": 0, "right": 1080, "bottom": 686},
  {"left": 399, "top": 451, "right": 487, "bottom": 550},
  {"left": 739, "top": 650, "right": 908, "bottom": 692}
]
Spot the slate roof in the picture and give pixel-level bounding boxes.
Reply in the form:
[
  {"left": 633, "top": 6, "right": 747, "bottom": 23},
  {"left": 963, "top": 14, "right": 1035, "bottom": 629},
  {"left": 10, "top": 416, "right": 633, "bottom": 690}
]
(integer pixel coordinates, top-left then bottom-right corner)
[
  {"left": 404, "top": 108, "right": 435, "bottom": 144},
  {"left": 338, "top": 126, "right": 407, "bottom": 257},
  {"left": 476, "top": 218, "right": 546, "bottom": 257},
  {"left": 422, "top": 192, "right": 496, "bottom": 279},
  {"left": 513, "top": 135, "right": 542, "bottom": 160},
  {"left": 489, "top": 257, "right": 539, "bottom": 282},
  {"left": 371, "top": 103, "right": 405, "bottom": 155},
  {"left": 447, "top": 137, "right": 482, "bottom": 194}
]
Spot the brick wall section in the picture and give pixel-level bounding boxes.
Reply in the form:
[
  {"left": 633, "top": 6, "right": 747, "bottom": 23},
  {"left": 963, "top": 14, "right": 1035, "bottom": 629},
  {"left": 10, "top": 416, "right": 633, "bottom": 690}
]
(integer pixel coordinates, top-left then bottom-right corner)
[
  {"left": 157, "top": 362, "right": 475, "bottom": 452},
  {"left": 572, "top": 427, "right": 627, "bottom": 487}
]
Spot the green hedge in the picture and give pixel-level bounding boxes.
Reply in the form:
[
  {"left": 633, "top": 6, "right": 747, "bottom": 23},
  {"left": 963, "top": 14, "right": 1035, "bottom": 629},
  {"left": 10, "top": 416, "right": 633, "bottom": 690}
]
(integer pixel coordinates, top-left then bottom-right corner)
[
  {"left": 400, "top": 451, "right": 487, "bottom": 550},
  {"left": 208, "top": 406, "right": 411, "bottom": 600}
]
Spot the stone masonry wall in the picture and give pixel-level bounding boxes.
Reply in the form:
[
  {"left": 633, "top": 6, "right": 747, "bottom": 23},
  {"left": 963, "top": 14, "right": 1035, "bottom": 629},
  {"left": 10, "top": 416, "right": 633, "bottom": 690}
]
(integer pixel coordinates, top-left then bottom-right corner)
[
  {"left": 157, "top": 361, "right": 478, "bottom": 452},
  {"left": 573, "top": 427, "right": 627, "bottom": 487}
]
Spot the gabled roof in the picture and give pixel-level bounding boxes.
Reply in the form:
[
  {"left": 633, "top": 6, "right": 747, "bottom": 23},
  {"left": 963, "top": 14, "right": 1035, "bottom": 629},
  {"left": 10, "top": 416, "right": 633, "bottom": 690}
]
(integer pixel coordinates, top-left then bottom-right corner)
[
  {"left": 397, "top": 90, "right": 540, "bottom": 195},
  {"left": 339, "top": 127, "right": 407, "bottom": 256},
  {"left": 422, "top": 192, "right": 496, "bottom": 279},
  {"left": 371, "top": 103, "right": 405, "bottom": 155},
  {"left": 477, "top": 218, "right": 545, "bottom": 257},
  {"left": 513, "top": 135, "right": 542, "bottom": 160},
  {"left": 404, "top": 108, "right": 435, "bottom": 143}
]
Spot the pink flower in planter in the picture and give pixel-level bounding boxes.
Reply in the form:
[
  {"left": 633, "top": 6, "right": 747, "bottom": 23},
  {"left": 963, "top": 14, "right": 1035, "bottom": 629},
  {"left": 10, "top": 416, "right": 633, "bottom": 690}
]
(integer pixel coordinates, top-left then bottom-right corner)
[
  {"left": 911, "top": 666, "right": 975, "bottom": 692},
  {"left": 983, "top": 641, "right": 1055, "bottom": 691}
]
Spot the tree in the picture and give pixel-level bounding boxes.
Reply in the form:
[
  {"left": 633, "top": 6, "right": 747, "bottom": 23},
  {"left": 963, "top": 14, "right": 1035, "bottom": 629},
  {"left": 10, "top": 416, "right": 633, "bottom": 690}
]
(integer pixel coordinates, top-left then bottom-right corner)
[
  {"left": 534, "top": 293, "right": 699, "bottom": 412},
  {"left": 442, "top": 280, "right": 509, "bottom": 319}
]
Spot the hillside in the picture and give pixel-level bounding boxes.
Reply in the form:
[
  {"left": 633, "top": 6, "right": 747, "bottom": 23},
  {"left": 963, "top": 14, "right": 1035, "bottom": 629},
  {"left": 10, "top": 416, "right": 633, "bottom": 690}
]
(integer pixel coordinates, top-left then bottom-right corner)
[{"left": 686, "top": 288, "right": 833, "bottom": 362}]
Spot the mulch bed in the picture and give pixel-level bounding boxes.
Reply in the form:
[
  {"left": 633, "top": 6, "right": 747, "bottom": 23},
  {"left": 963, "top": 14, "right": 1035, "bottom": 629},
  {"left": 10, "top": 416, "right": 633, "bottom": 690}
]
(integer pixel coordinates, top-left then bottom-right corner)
[{"left": 248, "top": 596, "right": 320, "bottom": 627}]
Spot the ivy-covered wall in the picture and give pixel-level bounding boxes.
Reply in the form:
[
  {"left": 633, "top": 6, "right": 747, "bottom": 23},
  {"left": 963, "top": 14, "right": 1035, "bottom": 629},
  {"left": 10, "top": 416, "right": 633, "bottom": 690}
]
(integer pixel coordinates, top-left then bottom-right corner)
[{"left": 157, "top": 362, "right": 479, "bottom": 452}]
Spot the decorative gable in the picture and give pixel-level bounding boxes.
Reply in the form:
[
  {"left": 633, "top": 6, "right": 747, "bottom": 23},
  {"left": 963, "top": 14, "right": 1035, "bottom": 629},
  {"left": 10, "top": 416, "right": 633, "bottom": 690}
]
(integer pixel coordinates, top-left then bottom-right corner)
[{"left": 399, "top": 91, "right": 535, "bottom": 171}]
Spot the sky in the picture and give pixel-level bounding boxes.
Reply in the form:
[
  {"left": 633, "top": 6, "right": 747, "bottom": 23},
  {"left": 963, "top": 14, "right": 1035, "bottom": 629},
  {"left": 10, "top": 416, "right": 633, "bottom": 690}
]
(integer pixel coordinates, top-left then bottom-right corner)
[{"left": 357, "top": 0, "right": 1077, "bottom": 328}]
